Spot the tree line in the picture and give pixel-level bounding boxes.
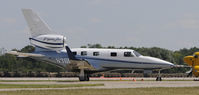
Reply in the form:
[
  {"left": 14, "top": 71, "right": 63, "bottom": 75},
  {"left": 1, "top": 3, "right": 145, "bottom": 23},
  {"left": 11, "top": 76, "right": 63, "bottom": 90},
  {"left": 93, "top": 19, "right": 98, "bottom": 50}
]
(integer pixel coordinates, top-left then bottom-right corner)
[{"left": 0, "top": 44, "right": 198, "bottom": 73}]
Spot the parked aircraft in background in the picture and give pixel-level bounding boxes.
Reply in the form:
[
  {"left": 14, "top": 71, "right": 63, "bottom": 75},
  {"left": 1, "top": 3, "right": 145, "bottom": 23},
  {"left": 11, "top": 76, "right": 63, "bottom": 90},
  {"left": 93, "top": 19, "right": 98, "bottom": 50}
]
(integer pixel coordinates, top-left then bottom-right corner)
[
  {"left": 8, "top": 9, "right": 174, "bottom": 81},
  {"left": 184, "top": 52, "right": 199, "bottom": 77}
]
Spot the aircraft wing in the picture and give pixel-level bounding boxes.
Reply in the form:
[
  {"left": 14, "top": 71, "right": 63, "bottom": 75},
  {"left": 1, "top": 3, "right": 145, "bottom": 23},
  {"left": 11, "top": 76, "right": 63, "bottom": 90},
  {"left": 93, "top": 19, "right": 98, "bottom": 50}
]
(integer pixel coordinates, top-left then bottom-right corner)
[{"left": 7, "top": 51, "right": 44, "bottom": 57}]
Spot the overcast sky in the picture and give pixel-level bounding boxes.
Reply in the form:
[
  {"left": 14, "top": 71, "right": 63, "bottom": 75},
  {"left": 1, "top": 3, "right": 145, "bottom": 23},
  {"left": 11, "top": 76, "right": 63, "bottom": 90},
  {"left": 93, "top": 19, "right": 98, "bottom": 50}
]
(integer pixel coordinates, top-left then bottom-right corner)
[{"left": 1, "top": 0, "right": 199, "bottom": 50}]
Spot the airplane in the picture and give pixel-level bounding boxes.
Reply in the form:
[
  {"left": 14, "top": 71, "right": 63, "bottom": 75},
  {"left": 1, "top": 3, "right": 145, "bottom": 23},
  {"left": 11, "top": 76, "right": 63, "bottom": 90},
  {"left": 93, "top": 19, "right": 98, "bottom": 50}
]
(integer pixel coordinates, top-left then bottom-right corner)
[
  {"left": 184, "top": 52, "right": 199, "bottom": 77},
  {"left": 7, "top": 9, "right": 174, "bottom": 81}
]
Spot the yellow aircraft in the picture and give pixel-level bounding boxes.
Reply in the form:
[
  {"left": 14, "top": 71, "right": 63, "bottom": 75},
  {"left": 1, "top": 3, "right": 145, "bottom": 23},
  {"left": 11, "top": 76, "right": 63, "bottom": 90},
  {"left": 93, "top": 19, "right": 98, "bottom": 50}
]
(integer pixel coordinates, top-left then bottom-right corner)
[{"left": 184, "top": 52, "right": 199, "bottom": 77}]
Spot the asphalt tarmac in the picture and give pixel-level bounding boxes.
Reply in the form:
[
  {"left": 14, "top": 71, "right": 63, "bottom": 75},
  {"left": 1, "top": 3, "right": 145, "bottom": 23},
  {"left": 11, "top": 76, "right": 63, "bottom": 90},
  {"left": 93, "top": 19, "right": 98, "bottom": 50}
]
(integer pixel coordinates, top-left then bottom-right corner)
[{"left": 0, "top": 77, "right": 198, "bottom": 91}]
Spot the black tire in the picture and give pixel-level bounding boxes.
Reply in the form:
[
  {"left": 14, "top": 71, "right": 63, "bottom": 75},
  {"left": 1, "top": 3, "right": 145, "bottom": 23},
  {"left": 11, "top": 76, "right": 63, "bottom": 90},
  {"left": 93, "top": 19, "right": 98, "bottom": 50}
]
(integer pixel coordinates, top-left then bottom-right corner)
[
  {"left": 79, "top": 76, "right": 86, "bottom": 81},
  {"left": 156, "top": 77, "right": 162, "bottom": 81},
  {"left": 79, "top": 74, "right": 90, "bottom": 81},
  {"left": 86, "top": 75, "right": 90, "bottom": 81}
]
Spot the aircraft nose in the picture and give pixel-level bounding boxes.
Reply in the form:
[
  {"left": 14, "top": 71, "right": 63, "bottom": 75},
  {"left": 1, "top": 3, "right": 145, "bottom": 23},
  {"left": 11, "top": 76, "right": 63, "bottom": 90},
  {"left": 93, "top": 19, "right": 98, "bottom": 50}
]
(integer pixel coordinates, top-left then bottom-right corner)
[
  {"left": 162, "top": 60, "right": 174, "bottom": 67},
  {"left": 142, "top": 56, "right": 174, "bottom": 68},
  {"left": 155, "top": 58, "right": 174, "bottom": 67}
]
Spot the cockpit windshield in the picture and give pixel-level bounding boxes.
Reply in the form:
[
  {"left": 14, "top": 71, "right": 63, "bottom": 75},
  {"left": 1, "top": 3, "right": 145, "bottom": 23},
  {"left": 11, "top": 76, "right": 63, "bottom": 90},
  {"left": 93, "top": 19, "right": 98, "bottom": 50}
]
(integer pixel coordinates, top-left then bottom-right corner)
[{"left": 133, "top": 51, "right": 142, "bottom": 57}]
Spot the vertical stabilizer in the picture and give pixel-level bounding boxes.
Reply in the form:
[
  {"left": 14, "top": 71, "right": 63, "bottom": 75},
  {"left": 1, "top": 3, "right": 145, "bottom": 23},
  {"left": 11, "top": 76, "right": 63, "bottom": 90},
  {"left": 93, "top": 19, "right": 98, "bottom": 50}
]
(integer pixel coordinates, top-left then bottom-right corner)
[{"left": 22, "top": 9, "right": 54, "bottom": 37}]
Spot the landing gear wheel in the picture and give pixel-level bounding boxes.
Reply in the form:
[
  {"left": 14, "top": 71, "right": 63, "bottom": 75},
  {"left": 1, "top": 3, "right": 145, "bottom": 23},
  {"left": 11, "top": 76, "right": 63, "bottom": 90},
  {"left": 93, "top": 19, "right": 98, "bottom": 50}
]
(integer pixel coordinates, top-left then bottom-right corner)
[
  {"left": 156, "top": 77, "right": 162, "bottom": 81},
  {"left": 194, "top": 78, "right": 199, "bottom": 81},
  {"left": 86, "top": 75, "right": 90, "bottom": 81},
  {"left": 79, "top": 76, "right": 85, "bottom": 81},
  {"left": 79, "top": 75, "right": 90, "bottom": 81}
]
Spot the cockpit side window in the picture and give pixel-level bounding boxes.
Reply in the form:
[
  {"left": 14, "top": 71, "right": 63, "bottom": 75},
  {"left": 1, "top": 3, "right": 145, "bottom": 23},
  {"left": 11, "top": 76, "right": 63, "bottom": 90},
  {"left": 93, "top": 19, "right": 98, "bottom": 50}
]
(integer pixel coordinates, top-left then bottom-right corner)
[
  {"left": 81, "top": 51, "right": 87, "bottom": 56},
  {"left": 124, "top": 52, "right": 134, "bottom": 57}
]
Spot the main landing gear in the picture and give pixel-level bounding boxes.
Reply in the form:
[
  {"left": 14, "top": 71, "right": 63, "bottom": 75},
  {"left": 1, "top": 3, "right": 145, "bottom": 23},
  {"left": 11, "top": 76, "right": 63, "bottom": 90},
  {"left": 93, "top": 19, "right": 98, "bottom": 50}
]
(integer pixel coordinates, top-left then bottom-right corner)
[{"left": 79, "top": 69, "right": 90, "bottom": 81}]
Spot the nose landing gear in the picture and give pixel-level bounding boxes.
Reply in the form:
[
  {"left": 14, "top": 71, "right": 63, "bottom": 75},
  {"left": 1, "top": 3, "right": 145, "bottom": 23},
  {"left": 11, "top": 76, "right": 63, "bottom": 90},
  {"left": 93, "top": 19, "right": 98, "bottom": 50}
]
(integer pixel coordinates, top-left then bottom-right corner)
[{"left": 156, "top": 70, "right": 162, "bottom": 81}]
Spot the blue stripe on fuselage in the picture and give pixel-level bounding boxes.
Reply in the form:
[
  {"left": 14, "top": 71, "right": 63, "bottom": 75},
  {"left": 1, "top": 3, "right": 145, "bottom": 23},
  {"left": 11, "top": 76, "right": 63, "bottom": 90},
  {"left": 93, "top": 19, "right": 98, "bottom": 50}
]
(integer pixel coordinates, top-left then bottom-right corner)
[
  {"left": 29, "top": 38, "right": 64, "bottom": 45},
  {"left": 76, "top": 56, "right": 168, "bottom": 65}
]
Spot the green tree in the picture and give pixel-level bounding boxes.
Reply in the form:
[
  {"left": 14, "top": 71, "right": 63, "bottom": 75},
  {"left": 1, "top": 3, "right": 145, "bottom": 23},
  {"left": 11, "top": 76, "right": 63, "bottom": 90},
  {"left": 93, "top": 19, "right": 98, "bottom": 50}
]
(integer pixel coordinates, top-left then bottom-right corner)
[
  {"left": 87, "top": 44, "right": 103, "bottom": 48},
  {"left": 20, "top": 45, "right": 35, "bottom": 53}
]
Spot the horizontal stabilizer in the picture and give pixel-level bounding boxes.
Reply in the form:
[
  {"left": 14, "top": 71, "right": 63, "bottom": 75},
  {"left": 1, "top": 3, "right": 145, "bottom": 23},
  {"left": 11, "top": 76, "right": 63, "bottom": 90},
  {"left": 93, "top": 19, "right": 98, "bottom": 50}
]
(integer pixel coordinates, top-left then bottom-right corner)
[{"left": 7, "top": 51, "right": 44, "bottom": 57}]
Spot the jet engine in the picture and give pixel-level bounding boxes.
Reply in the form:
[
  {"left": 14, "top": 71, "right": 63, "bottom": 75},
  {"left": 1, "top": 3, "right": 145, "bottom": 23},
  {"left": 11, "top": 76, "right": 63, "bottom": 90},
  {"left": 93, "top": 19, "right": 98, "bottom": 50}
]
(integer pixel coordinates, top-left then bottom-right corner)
[{"left": 29, "top": 34, "right": 66, "bottom": 51}]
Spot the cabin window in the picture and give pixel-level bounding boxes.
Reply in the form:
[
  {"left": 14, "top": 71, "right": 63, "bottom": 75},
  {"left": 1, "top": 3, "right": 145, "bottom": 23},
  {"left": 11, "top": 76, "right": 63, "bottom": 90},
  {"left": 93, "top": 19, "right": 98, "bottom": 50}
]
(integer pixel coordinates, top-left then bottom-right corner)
[
  {"left": 110, "top": 52, "right": 117, "bottom": 57},
  {"left": 81, "top": 51, "right": 87, "bottom": 56},
  {"left": 124, "top": 52, "right": 133, "bottom": 57},
  {"left": 93, "top": 52, "right": 99, "bottom": 56},
  {"left": 72, "top": 52, "right": 77, "bottom": 55}
]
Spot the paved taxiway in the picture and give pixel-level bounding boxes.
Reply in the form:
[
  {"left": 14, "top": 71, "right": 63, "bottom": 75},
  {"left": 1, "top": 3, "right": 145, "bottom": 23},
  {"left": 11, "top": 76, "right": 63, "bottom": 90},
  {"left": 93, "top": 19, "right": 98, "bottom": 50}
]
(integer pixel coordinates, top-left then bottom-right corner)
[
  {"left": 0, "top": 77, "right": 197, "bottom": 81},
  {"left": 0, "top": 77, "right": 199, "bottom": 91}
]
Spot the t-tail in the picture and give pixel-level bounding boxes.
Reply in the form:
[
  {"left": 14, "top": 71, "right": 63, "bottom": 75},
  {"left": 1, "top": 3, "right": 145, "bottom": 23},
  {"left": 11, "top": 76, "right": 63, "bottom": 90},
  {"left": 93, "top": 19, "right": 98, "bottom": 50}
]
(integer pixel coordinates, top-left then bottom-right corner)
[{"left": 22, "top": 9, "right": 66, "bottom": 52}]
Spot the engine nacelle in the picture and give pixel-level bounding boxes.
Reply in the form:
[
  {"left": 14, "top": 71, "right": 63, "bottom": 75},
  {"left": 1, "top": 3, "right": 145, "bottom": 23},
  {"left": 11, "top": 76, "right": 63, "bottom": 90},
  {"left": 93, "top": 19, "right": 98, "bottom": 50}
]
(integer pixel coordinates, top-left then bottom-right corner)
[{"left": 29, "top": 34, "right": 66, "bottom": 51}]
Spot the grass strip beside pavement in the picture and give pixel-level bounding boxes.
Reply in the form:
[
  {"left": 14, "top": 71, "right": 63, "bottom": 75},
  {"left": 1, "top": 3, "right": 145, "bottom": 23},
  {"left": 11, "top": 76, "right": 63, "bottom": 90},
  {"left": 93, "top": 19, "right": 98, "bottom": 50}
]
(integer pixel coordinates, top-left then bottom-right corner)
[
  {"left": 0, "top": 83, "right": 104, "bottom": 88},
  {"left": 0, "top": 80, "right": 79, "bottom": 82},
  {"left": 0, "top": 87, "right": 198, "bottom": 95}
]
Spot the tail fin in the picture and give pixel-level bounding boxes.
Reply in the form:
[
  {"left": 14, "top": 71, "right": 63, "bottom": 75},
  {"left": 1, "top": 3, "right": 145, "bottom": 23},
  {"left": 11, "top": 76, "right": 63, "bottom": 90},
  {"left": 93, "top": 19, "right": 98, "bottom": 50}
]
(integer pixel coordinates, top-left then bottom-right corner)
[{"left": 22, "top": 9, "right": 54, "bottom": 37}]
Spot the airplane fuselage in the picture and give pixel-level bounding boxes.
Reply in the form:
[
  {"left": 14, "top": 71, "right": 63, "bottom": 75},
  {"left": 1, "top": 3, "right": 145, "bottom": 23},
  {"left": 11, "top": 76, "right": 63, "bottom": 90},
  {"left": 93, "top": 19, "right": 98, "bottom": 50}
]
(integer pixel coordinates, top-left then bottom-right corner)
[{"left": 33, "top": 48, "right": 174, "bottom": 71}]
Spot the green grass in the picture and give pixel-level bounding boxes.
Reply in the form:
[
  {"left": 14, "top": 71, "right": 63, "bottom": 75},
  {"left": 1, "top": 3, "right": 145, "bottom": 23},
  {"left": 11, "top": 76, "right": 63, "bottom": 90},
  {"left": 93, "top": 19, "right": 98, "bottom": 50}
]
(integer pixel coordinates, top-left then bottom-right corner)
[
  {"left": 0, "top": 87, "right": 198, "bottom": 95},
  {"left": 0, "top": 80, "right": 79, "bottom": 82},
  {"left": 0, "top": 83, "right": 104, "bottom": 88}
]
